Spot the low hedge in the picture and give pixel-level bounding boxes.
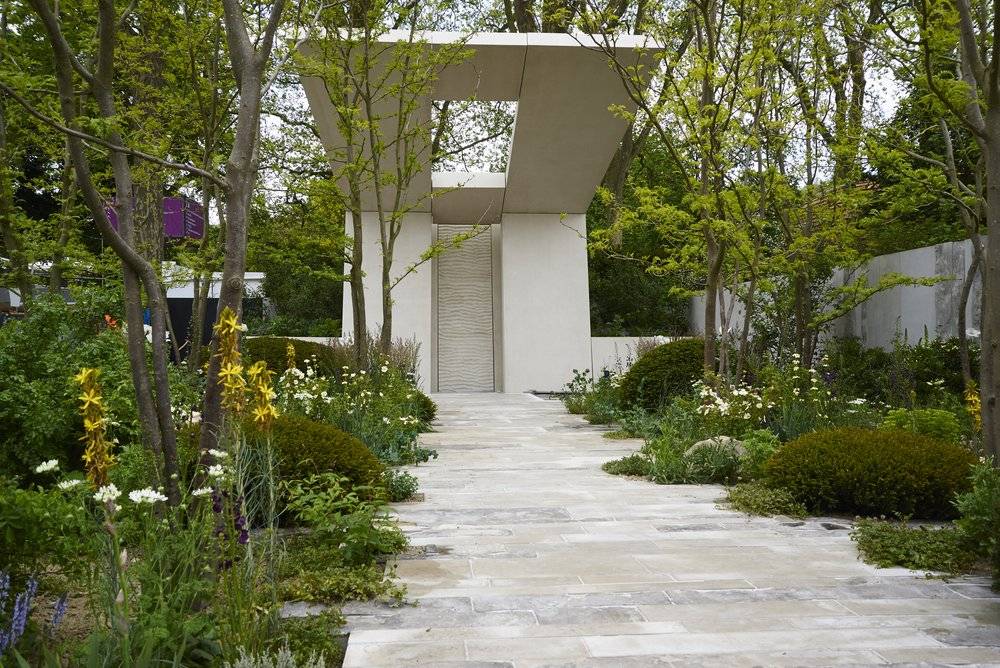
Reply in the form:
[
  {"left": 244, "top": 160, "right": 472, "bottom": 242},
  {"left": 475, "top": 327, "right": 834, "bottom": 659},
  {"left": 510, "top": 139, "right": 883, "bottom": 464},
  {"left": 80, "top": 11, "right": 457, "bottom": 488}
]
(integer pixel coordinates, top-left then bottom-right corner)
[
  {"left": 412, "top": 391, "right": 437, "bottom": 423},
  {"left": 181, "top": 415, "right": 383, "bottom": 487},
  {"left": 270, "top": 414, "right": 384, "bottom": 485},
  {"left": 765, "top": 427, "right": 976, "bottom": 519},
  {"left": 620, "top": 338, "right": 704, "bottom": 411},
  {"left": 243, "top": 336, "right": 351, "bottom": 378}
]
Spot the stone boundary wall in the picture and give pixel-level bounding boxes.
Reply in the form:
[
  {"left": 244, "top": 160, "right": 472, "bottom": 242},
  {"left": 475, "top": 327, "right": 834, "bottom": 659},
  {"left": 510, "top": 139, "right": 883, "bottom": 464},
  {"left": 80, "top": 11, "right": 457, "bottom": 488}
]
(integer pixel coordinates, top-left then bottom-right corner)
[{"left": 689, "top": 238, "right": 981, "bottom": 350}]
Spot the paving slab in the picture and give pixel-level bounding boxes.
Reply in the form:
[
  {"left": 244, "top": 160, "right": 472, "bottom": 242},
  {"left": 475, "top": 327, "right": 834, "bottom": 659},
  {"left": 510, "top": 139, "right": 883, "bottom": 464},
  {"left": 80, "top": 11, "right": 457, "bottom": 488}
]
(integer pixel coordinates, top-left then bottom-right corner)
[{"left": 340, "top": 393, "right": 1000, "bottom": 667}]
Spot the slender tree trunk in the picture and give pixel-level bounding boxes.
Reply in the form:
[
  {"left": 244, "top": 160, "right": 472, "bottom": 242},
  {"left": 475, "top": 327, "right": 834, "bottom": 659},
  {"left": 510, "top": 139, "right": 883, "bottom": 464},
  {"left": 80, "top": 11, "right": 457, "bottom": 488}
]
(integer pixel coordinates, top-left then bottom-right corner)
[
  {"left": 980, "top": 136, "right": 1000, "bottom": 461},
  {"left": 959, "top": 252, "right": 981, "bottom": 387},
  {"left": 348, "top": 207, "right": 368, "bottom": 367},
  {"left": 50, "top": 140, "right": 75, "bottom": 293}
]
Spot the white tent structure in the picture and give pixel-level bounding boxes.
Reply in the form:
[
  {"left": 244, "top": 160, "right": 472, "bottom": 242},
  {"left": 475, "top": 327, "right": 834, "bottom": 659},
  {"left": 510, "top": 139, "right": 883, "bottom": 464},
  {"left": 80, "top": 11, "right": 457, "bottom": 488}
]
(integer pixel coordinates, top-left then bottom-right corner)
[{"left": 300, "top": 32, "right": 655, "bottom": 392}]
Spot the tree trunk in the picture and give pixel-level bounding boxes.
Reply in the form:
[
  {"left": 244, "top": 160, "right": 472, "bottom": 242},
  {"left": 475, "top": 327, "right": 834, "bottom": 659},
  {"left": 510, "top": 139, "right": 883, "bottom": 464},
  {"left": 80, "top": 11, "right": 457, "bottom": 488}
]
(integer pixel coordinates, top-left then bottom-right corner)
[
  {"left": 348, "top": 207, "right": 368, "bottom": 367},
  {"left": 958, "top": 252, "right": 981, "bottom": 387},
  {"left": 980, "top": 136, "right": 1000, "bottom": 462},
  {"left": 50, "top": 140, "right": 75, "bottom": 294}
]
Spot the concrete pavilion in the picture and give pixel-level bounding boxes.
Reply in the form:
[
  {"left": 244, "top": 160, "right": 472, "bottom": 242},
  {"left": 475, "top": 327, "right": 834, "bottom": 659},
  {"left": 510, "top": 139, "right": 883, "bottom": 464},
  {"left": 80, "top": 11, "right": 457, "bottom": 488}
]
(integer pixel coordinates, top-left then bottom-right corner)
[{"left": 300, "top": 32, "right": 654, "bottom": 392}]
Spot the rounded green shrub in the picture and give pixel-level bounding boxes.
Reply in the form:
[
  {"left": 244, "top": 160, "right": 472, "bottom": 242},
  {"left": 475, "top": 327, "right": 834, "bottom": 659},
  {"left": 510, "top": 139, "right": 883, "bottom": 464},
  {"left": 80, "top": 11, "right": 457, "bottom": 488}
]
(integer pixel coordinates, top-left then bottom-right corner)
[
  {"left": 243, "top": 336, "right": 351, "bottom": 378},
  {"left": 765, "top": 427, "right": 976, "bottom": 519},
  {"left": 620, "top": 338, "right": 704, "bottom": 411},
  {"left": 270, "top": 414, "right": 384, "bottom": 485},
  {"left": 882, "top": 408, "right": 963, "bottom": 444},
  {"left": 411, "top": 391, "right": 437, "bottom": 423}
]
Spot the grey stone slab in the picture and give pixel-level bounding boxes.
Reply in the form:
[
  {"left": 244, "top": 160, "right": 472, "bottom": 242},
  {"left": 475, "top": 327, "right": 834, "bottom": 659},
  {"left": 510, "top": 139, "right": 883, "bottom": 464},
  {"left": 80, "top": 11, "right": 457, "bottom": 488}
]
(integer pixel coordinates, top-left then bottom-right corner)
[{"left": 341, "top": 393, "right": 1000, "bottom": 665}]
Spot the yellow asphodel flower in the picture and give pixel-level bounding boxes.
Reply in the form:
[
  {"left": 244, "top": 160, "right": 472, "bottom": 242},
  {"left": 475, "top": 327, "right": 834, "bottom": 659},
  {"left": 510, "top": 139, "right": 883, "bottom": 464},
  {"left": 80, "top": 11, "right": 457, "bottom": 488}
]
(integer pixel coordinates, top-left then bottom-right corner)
[
  {"left": 286, "top": 342, "right": 296, "bottom": 370},
  {"left": 75, "top": 367, "right": 114, "bottom": 487},
  {"left": 79, "top": 388, "right": 103, "bottom": 411},
  {"left": 965, "top": 382, "right": 982, "bottom": 433}
]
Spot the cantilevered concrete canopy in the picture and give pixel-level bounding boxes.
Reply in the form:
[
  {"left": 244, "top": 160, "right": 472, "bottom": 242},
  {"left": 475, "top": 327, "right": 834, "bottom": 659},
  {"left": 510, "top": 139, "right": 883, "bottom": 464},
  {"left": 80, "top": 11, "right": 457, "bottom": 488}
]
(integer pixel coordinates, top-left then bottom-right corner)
[
  {"left": 300, "top": 31, "right": 657, "bottom": 221},
  {"left": 299, "top": 32, "right": 658, "bottom": 392}
]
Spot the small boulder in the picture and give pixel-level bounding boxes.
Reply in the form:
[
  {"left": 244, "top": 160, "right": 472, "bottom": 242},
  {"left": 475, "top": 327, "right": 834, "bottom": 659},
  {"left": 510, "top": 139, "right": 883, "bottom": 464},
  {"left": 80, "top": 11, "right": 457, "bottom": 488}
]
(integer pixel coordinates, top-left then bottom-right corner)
[{"left": 685, "top": 436, "right": 745, "bottom": 459}]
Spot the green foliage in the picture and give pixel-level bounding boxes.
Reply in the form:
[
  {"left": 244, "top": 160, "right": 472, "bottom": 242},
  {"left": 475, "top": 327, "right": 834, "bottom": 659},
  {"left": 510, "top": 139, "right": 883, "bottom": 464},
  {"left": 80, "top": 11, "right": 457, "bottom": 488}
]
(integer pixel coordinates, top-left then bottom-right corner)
[
  {"left": 882, "top": 408, "right": 963, "bottom": 444},
  {"left": 738, "top": 430, "right": 781, "bottom": 481},
  {"left": 243, "top": 337, "right": 351, "bottom": 379},
  {"left": 0, "top": 291, "right": 136, "bottom": 481},
  {"left": 684, "top": 440, "right": 741, "bottom": 484},
  {"left": 277, "top": 365, "right": 435, "bottom": 466},
  {"left": 646, "top": 436, "right": 689, "bottom": 484},
  {"left": 283, "top": 474, "right": 406, "bottom": 567},
  {"left": 380, "top": 469, "right": 419, "bottom": 502},
  {"left": 851, "top": 519, "right": 974, "bottom": 574},
  {"left": 602, "top": 453, "right": 652, "bottom": 477},
  {"left": 620, "top": 338, "right": 704, "bottom": 411},
  {"left": 279, "top": 557, "right": 405, "bottom": 604},
  {"left": 725, "top": 483, "right": 807, "bottom": 518},
  {"left": 267, "top": 611, "right": 346, "bottom": 667},
  {"left": 561, "top": 368, "right": 622, "bottom": 425},
  {"left": 0, "top": 478, "right": 97, "bottom": 585},
  {"left": 955, "top": 463, "right": 1000, "bottom": 587},
  {"left": 247, "top": 315, "right": 340, "bottom": 338},
  {"left": 824, "top": 336, "right": 978, "bottom": 408},
  {"left": 269, "top": 415, "right": 384, "bottom": 487},
  {"left": 613, "top": 406, "right": 662, "bottom": 439},
  {"left": 248, "top": 191, "right": 345, "bottom": 340},
  {"left": 765, "top": 428, "right": 976, "bottom": 518},
  {"left": 411, "top": 391, "right": 437, "bottom": 424}
]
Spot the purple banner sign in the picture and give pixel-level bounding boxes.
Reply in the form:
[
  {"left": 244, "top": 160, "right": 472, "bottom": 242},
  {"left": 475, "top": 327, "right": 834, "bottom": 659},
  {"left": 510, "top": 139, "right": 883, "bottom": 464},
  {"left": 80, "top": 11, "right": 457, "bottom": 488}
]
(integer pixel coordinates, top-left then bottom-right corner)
[{"left": 106, "top": 196, "right": 204, "bottom": 239}]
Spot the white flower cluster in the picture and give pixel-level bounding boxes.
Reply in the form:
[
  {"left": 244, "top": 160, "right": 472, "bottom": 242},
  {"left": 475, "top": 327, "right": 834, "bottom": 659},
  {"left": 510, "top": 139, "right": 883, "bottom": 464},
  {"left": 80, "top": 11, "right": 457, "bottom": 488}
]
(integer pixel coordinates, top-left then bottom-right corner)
[
  {"left": 696, "top": 381, "right": 769, "bottom": 422},
  {"left": 94, "top": 484, "right": 121, "bottom": 503},
  {"left": 34, "top": 459, "right": 59, "bottom": 473},
  {"left": 128, "top": 488, "right": 168, "bottom": 505}
]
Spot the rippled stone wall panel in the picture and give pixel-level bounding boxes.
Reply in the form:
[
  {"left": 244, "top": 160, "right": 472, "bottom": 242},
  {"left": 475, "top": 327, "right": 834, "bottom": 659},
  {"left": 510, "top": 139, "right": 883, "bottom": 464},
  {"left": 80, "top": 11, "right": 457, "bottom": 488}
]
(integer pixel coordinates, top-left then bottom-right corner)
[{"left": 436, "top": 226, "right": 495, "bottom": 391}]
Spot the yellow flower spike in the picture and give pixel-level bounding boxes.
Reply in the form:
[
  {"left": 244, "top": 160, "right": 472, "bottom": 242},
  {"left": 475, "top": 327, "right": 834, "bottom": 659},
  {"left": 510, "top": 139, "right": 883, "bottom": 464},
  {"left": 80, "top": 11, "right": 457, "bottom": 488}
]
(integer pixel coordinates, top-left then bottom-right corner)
[
  {"left": 74, "top": 367, "right": 114, "bottom": 487},
  {"left": 965, "top": 382, "right": 982, "bottom": 433},
  {"left": 286, "top": 342, "right": 296, "bottom": 370}
]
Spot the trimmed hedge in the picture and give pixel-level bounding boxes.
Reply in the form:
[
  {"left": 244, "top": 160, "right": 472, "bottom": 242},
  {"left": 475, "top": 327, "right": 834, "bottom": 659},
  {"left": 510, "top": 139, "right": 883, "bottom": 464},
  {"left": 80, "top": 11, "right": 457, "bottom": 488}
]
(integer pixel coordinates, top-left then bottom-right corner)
[
  {"left": 243, "top": 336, "right": 351, "bottom": 378},
  {"left": 412, "top": 391, "right": 437, "bottom": 423},
  {"left": 270, "top": 414, "right": 384, "bottom": 485},
  {"left": 181, "top": 415, "right": 383, "bottom": 487},
  {"left": 620, "top": 338, "right": 704, "bottom": 411},
  {"left": 765, "top": 427, "right": 976, "bottom": 519}
]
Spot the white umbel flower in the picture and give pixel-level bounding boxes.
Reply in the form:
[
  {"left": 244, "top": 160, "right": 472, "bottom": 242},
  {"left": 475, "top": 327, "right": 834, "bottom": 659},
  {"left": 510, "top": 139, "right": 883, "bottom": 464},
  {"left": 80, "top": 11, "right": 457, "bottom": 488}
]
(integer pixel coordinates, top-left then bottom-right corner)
[
  {"left": 128, "top": 488, "right": 168, "bottom": 505},
  {"left": 57, "top": 479, "right": 83, "bottom": 490},
  {"left": 207, "top": 464, "right": 226, "bottom": 479},
  {"left": 94, "top": 484, "right": 121, "bottom": 503},
  {"left": 191, "top": 487, "right": 213, "bottom": 498},
  {"left": 34, "top": 459, "right": 59, "bottom": 473}
]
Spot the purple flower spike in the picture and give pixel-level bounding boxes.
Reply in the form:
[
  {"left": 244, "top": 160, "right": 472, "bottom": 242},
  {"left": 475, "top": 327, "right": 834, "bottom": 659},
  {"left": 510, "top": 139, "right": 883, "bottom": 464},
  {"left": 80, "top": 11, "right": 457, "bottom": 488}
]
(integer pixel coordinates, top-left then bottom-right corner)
[
  {"left": 0, "top": 571, "right": 10, "bottom": 616},
  {"left": 50, "top": 594, "right": 69, "bottom": 637}
]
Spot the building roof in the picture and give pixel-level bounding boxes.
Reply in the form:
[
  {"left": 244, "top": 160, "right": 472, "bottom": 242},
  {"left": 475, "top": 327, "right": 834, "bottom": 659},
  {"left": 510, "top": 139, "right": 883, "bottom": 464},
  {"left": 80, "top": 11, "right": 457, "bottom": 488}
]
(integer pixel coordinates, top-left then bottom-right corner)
[{"left": 299, "top": 31, "right": 658, "bottom": 222}]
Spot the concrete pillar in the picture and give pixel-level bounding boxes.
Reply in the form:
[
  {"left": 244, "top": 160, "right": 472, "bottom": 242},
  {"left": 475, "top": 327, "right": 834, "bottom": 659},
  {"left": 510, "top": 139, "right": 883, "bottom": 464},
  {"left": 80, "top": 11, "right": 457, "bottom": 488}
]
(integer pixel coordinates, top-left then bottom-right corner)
[
  {"left": 342, "top": 212, "right": 433, "bottom": 389},
  {"left": 498, "top": 213, "right": 592, "bottom": 392}
]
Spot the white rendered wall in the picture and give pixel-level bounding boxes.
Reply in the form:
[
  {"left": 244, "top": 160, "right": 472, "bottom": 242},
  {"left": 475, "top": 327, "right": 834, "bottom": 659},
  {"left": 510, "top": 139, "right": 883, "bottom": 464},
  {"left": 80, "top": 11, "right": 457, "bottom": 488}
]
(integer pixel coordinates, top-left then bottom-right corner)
[
  {"left": 342, "top": 212, "right": 433, "bottom": 389},
  {"left": 591, "top": 336, "right": 672, "bottom": 375},
  {"left": 499, "top": 213, "right": 592, "bottom": 392},
  {"left": 689, "top": 239, "right": 982, "bottom": 351}
]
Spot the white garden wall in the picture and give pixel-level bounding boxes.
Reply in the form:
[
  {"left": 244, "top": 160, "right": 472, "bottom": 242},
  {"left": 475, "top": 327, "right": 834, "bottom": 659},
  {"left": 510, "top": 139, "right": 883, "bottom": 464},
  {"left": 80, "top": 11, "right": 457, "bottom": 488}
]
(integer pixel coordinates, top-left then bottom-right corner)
[{"left": 689, "top": 238, "right": 982, "bottom": 350}]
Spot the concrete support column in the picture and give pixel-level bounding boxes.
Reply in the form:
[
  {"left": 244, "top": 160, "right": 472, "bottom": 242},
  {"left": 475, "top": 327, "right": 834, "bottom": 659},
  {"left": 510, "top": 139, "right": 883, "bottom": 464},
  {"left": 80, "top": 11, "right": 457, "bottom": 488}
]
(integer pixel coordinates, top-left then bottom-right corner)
[
  {"left": 342, "top": 212, "right": 433, "bottom": 388},
  {"left": 499, "top": 213, "right": 592, "bottom": 392}
]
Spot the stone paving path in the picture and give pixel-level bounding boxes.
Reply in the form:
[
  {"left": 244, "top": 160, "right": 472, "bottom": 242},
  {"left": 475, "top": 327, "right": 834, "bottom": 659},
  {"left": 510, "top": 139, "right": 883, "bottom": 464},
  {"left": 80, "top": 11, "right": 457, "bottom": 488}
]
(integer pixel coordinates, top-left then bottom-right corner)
[{"left": 341, "top": 393, "right": 1000, "bottom": 667}]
